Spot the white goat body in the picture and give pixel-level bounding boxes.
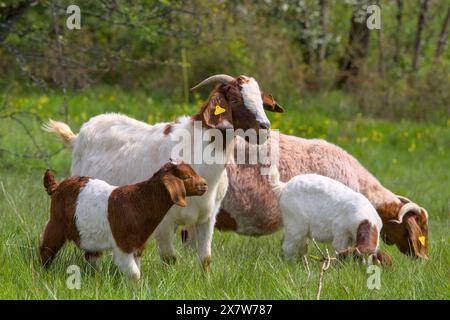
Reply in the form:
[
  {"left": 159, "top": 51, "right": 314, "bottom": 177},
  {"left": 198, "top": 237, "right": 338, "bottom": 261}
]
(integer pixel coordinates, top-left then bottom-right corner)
[
  {"left": 69, "top": 113, "right": 228, "bottom": 263},
  {"left": 269, "top": 166, "right": 383, "bottom": 261}
]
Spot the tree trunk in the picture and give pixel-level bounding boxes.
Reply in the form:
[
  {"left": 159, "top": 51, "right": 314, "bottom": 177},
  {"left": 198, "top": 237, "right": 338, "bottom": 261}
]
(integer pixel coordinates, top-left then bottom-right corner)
[
  {"left": 375, "top": 0, "right": 384, "bottom": 78},
  {"left": 412, "top": 0, "right": 430, "bottom": 72},
  {"left": 317, "top": 0, "right": 328, "bottom": 63},
  {"left": 0, "top": 0, "right": 35, "bottom": 43},
  {"left": 297, "top": 3, "right": 314, "bottom": 65},
  {"left": 435, "top": 6, "right": 450, "bottom": 59},
  {"left": 336, "top": 8, "right": 370, "bottom": 88},
  {"left": 393, "top": 0, "right": 403, "bottom": 63},
  {"left": 377, "top": 25, "right": 385, "bottom": 78},
  {"left": 316, "top": 0, "right": 328, "bottom": 83}
]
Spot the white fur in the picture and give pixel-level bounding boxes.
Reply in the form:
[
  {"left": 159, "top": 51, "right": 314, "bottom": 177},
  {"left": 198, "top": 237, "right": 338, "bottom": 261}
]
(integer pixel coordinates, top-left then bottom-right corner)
[
  {"left": 74, "top": 178, "right": 140, "bottom": 280},
  {"left": 268, "top": 166, "right": 382, "bottom": 260},
  {"left": 240, "top": 77, "right": 270, "bottom": 126},
  {"left": 69, "top": 113, "right": 231, "bottom": 265},
  {"left": 42, "top": 119, "right": 75, "bottom": 146},
  {"left": 75, "top": 179, "right": 116, "bottom": 252}
]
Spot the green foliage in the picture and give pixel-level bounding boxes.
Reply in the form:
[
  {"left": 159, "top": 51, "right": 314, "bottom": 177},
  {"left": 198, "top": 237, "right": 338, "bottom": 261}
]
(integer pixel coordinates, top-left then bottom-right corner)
[{"left": 1, "top": 1, "right": 449, "bottom": 121}]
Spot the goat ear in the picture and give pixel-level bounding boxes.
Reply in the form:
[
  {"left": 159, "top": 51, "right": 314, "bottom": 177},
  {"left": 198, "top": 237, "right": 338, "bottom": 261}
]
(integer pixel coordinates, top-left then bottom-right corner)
[
  {"left": 262, "top": 93, "right": 284, "bottom": 113},
  {"left": 162, "top": 175, "right": 187, "bottom": 207},
  {"left": 202, "top": 93, "right": 234, "bottom": 130},
  {"left": 404, "top": 215, "right": 428, "bottom": 259}
]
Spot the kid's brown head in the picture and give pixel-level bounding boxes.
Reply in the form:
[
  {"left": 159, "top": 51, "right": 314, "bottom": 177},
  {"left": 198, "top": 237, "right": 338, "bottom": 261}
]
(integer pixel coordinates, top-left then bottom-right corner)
[{"left": 161, "top": 160, "right": 208, "bottom": 207}]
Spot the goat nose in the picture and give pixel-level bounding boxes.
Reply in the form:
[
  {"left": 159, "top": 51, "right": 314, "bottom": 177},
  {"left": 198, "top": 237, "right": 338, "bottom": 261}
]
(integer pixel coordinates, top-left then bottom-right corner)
[{"left": 259, "top": 122, "right": 270, "bottom": 130}]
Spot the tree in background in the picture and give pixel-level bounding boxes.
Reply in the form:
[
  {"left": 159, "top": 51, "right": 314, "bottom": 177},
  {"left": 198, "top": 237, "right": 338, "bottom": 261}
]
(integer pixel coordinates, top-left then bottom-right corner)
[
  {"left": 412, "top": 0, "right": 430, "bottom": 72},
  {"left": 435, "top": 5, "right": 449, "bottom": 59},
  {"left": 337, "top": 1, "right": 370, "bottom": 88},
  {"left": 0, "top": 0, "right": 448, "bottom": 121}
]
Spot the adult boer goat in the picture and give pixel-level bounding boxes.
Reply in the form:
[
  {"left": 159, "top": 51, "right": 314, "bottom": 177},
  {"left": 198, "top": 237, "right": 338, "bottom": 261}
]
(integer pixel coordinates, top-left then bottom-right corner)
[
  {"left": 213, "top": 133, "right": 429, "bottom": 259},
  {"left": 44, "top": 74, "right": 284, "bottom": 271}
]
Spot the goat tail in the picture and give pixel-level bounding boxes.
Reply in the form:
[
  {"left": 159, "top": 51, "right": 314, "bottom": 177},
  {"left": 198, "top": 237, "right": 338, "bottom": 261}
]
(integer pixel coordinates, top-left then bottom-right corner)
[
  {"left": 268, "top": 165, "right": 286, "bottom": 198},
  {"left": 42, "top": 119, "right": 76, "bottom": 147},
  {"left": 43, "top": 169, "right": 58, "bottom": 196}
]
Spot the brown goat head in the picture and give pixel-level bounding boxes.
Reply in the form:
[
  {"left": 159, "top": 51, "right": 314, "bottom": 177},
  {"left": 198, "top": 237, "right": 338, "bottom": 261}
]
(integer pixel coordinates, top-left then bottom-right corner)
[
  {"left": 192, "top": 74, "right": 281, "bottom": 144},
  {"left": 161, "top": 160, "right": 208, "bottom": 207},
  {"left": 379, "top": 197, "right": 429, "bottom": 259}
]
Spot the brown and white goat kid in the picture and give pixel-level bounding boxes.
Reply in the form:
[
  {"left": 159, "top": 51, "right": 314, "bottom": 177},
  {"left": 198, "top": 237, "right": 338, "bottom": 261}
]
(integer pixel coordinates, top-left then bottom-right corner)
[
  {"left": 268, "top": 166, "right": 392, "bottom": 266},
  {"left": 39, "top": 161, "right": 207, "bottom": 280}
]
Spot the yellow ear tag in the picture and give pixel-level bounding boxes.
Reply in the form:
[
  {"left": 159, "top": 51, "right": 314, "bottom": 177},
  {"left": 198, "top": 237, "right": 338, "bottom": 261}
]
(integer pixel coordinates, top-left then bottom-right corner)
[
  {"left": 418, "top": 236, "right": 426, "bottom": 246},
  {"left": 214, "top": 105, "right": 226, "bottom": 116}
]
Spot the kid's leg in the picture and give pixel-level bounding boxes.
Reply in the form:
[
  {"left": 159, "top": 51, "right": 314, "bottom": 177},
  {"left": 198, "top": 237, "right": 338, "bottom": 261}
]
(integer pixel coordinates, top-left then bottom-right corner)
[
  {"left": 113, "top": 247, "right": 141, "bottom": 281},
  {"left": 84, "top": 251, "right": 103, "bottom": 268},
  {"left": 39, "top": 220, "right": 67, "bottom": 268}
]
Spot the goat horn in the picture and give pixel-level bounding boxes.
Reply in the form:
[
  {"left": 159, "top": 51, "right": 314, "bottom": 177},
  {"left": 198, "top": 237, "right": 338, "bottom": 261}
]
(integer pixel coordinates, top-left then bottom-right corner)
[
  {"left": 420, "top": 207, "right": 429, "bottom": 221},
  {"left": 397, "top": 195, "right": 412, "bottom": 203},
  {"left": 190, "top": 74, "right": 235, "bottom": 91},
  {"left": 388, "top": 202, "right": 422, "bottom": 224}
]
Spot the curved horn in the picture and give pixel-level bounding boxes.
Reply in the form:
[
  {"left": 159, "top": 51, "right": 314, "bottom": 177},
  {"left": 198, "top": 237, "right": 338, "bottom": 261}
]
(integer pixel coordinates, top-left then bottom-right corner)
[
  {"left": 190, "top": 74, "right": 235, "bottom": 91},
  {"left": 420, "top": 207, "right": 429, "bottom": 221},
  {"left": 397, "top": 195, "right": 412, "bottom": 203},
  {"left": 388, "top": 202, "right": 422, "bottom": 224}
]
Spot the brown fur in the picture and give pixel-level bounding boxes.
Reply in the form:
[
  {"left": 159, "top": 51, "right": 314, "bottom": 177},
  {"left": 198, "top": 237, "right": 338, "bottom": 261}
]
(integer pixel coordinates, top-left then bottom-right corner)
[
  {"left": 262, "top": 93, "right": 284, "bottom": 113},
  {"left": 43, "top": 169, "right": 58, "bottom": 195},
  {"left": 163, "top": 123, "right": 173, "bottom": 135},
  {"left": 192, "top": 77, "right": 278, "bottom": 143},
  {"left": 163, "top": 118, "right": 180, "bottom": 135},
  {"left": 336, "top": 220, "right": 392, "bottom": 266},
  {"left": 107, "top": 163, "right": 206, "bottom": 253},
  {"left": 214, "top": 209, "right": 238, "bottom": 231},
  {"left": 355, "top": 220, "right": 379, "bottom": 255},
  {"left": 215, "top": 133, "right": 429, "bottom": 259},
  {"left": 39, "top": 162, "right": 207, "bottom": 267},
  {"left": 380, "top": 209, "right": 429, "bottom": 259},
  {"left": 40, "top": 174, "right": 90, "bottom": 267}
]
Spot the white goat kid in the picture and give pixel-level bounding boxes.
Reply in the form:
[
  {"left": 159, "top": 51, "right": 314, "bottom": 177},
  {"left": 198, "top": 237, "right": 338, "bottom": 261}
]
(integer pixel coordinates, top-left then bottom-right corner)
[
  {"left": 44, "top": 74, "right": 280, "bottom": 271},
  {"left": 268, "top": 166, "right": 392, "bottom": 266}
]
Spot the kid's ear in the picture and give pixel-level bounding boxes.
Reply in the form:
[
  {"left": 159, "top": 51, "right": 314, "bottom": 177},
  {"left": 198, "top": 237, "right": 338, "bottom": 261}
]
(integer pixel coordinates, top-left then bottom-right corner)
[
  {"left": 262, "top": 93, "right": 284, "bottom": 113},
  {"left": 162, "top": 175, "right": 187, "bottom": 207}
]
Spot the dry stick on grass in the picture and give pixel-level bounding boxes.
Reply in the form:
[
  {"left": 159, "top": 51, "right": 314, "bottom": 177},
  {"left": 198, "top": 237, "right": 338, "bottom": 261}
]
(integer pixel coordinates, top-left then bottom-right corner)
[
  {"left": 316, "top": 249, "right": 332, "bottom": 300},
  {"left": 308, "top": 239, "right": 338, "bottom": 300}
]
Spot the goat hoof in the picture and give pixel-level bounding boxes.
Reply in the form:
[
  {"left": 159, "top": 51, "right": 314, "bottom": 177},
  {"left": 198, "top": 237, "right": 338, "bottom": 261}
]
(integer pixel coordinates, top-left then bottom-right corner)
[
  {"left": 202, "top": 256, "right": 211, "bottom": 273},
  {"left": 375, "top": 251, "right": 393, "bottom": 267},
  {"left": 336, "top": 248, "right": 354, "bottom": 260},
  {"left": 162, "top": 255, "right": 177, "bottom": 265},
  {"left": 127, "top": 272, "right": 140, "bottom": 283},
  {"left": 131, "top": 273, "right": 141, "bottom": 282}
]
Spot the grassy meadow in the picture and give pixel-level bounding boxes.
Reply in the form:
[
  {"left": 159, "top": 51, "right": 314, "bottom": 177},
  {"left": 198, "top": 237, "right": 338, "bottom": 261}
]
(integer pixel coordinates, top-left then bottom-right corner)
[{"left": 0, "top": 87, "right": 448, "bottom": 299}]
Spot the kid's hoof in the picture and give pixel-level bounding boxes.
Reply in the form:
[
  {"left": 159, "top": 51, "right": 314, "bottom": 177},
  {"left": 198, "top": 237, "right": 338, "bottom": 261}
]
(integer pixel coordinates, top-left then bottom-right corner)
[
  {"left": 202, "top": 256, "right": 211, "bottom": 273},
  {"left": 336, "top": 248, "right": 354, "bottom": 260},
  {"left": 162, "top": 255, "right": 177, "bottom": 265},
  {"left": 127, "top": 271, "right": 141, "bottom": 282},
  {"left": 375, "top": 251, "right": 393, "bottom": 267}
]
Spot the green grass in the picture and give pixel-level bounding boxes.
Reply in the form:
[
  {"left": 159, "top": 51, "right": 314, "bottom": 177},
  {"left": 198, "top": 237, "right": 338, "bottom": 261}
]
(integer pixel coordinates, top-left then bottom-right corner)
[{"left": 0, "top": 87, "right": 449, "bottom": 299}]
